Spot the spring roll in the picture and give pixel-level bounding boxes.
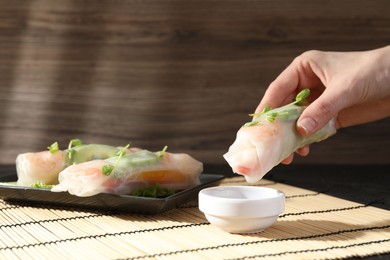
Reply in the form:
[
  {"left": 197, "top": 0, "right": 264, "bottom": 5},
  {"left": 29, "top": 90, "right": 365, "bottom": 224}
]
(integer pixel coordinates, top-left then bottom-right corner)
[
  {"left": 223, "top": 89, "right": 337, "bottom": 183},
  {"left": 51, "top": 148, "right": 203, "bottom": 197},
  {"left": 16, "top": 139, "right": 122, "bottom": 186}
]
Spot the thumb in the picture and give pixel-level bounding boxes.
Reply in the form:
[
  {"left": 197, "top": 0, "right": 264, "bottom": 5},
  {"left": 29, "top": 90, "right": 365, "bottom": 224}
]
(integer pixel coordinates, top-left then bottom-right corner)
[{"left": 297, "top": 91, "right": 346, "bottom": 136}]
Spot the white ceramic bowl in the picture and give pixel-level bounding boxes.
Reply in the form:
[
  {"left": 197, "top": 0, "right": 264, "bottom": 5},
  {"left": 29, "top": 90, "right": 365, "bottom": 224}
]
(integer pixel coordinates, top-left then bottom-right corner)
[{"left": 199, "top": 186, "right": 285, "bottom": 234}]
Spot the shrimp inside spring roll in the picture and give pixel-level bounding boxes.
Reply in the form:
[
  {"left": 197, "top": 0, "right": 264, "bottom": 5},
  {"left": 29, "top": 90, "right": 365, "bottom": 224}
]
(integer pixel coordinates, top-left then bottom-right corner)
[{"left": 16, "top": 150, "right": 67, "bottom": 186}]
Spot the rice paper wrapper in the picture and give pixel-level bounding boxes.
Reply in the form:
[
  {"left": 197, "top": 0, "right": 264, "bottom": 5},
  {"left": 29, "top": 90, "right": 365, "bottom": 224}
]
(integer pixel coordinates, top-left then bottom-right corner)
[
  {"left": 52, "top": 151, "right": 203, "bottom": 197},
  {"left": 223, "top": 105, "right": 337, "bottom": 183}
]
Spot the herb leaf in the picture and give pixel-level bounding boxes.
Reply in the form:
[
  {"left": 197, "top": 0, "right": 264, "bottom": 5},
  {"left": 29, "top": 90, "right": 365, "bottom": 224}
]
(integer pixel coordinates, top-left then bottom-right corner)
[
  {"left": 31, "top": 182, "right": 54, "bottom": 189},
  {"left": 102, "top": 165, "right": 115, "bottom": 176},
  {"left": 68, "top": 138, "right": 82, "bottom": 150},
  {"left": 131, "top": 184, "right": 175, "bottom": 198},
  {"left": 244, "top": 121, "right": 259, "bottom": 127},
  {"left": 102, "top": 144, "right": 130, "bottom": 176},
  {"left": 244, "top": 88, "right": 310, "bottom": 127},
  {"left": 47, "top": 142, "right": 59, "bottom": 154},
  {"left": 294, "top": 89, "right": 310, "bottom": 106},
  {"left": 249, "top": 105, "right": 272, "bottom": 117},
  {"left": 266, "top": 112, "right": 278, "bottom": 123},
  {"left": 67, "top": 138, "right": 83, "bottom": 160}
]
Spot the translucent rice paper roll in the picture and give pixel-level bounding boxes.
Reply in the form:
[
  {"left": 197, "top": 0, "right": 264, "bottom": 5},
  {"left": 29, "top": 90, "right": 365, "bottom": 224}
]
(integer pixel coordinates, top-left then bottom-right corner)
[
  {"left": 16, "top": 150, "right": 67, "bottom": 186},
  {"left": 224, "top": 104, "right": 336, "bottom": 183},
  {"left": 16, "top": 143, "right": 121, "bottom": 186},
  {"left": 52, "top": 150, "right": 203, "bottom": 197}
]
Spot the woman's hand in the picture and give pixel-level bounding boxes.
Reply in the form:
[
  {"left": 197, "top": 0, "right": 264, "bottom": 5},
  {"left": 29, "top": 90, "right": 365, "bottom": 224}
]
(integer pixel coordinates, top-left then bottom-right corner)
[{"left": 256, "top": 46, "right": 390, "bottom": 164}]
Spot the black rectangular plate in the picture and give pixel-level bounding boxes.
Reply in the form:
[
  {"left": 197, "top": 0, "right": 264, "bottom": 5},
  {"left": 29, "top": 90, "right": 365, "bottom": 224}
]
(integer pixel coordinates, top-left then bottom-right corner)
[{"left": 0, "top": 173, "right": 224, "bottom": 214}]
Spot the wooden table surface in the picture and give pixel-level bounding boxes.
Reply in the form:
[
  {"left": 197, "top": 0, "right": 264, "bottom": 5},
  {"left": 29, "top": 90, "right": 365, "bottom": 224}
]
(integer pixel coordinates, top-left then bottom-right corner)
[{"left": 0, "top": 0, "right": 389, "bottom": 167}]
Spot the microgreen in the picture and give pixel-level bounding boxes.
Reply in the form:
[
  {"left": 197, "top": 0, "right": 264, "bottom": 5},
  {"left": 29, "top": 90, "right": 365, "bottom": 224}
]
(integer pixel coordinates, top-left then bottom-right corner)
[
  {"left": 47, "top": 142, "right": 59, "bottom": 154},
  {"left": 249, "top": 105, "right": 272, "bottom": 118},
  {"left": 31, "top": 182, "right": 54, "bottom": 189},
  {"left": 245, "top": 89, "right": 310, "bottom": 126},
  {"left": 68, "top": 138, "right": 82, "bottom": 150},
  {"left": 244, "top": 121, "right": 259, "bottom": 127},
  {"left": 266, "top": 112, "right": 279, "bottom": 123},
  {"left": 245, "top": 105, "right": 274, "bottom": 126},
  {"left": 131, "top": 184, "right": 175, "bottom": 198},
  {"left": 156, "top": 145, "right": 168, "bottom": 158},
  {"left": 67, "top": 138, "right": 83, "bottom": 160},
  {"left": 102, "top": 164, "right": 115, "bottom": 175},
  {"left": 294, "top": 89, "right": 310, "bottom": 106},
  {"left": 102, "top": 144, "right": 130, "bottom": 176}
]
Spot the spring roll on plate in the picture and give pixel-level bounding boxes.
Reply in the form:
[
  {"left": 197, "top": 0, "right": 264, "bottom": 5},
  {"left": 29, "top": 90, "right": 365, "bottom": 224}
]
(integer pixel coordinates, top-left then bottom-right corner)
[
  {"left": 51, "top": 147, "right": 203, "bottom": 197},
  {"left": 223, "top": 89, "right": 337, "bottom": 183},
  {"left": 16, "top": 139, "right": 126, "bottom": 187}
]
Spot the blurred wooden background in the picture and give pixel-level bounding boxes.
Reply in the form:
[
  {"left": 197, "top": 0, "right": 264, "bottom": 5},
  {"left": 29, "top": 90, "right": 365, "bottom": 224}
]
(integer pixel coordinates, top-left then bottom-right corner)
[{"left": 0, "top": 0, "right": 389, "bottom": 167}]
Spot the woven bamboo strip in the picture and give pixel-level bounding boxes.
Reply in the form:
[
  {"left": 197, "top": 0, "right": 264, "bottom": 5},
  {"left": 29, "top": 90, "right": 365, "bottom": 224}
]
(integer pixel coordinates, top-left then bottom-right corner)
[
  {"left": 0, "top": 176, "right": 389, "bottom": 259},
  {"left": 0, "top": 249, "right": 16, "bottom": 260}
]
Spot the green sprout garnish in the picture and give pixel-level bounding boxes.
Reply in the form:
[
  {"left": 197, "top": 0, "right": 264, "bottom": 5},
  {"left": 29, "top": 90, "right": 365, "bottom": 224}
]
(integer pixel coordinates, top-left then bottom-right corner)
[
  {"left": 130, "top": 184, "right": 175, "bottom": 198},
  {"left": 68, "top": 138, "right": 82, "bottom": 150},
  {"left": 249, "top": 105, "right": 272, "bottom": 118},
  {"left": 102, "top": 164, "right": 115, "bottom": 175},
  {"left": 47, "top": 142, "right": 59, "bottom": 154},
  {"left": 67, "top": 138, "right": 83, "bottom": 160},
  {"left": 294, "top": 88, "right": 310, "bottom": 106},
  {"left": 31, "top": 182, "right": 54, "bottom": 189},
  {"left": 102, "top": 144, "right": 130, "bottom": 176},
  {"left": 266, "top": 112, "right": 279, "bottom": 123},
  {"left": 245, "top": 89, "right": 310, "bottom": 126},
  {"left": 245, "top": 105, "right": 274, "bottom": 126},
  {"left": 156, "top": 145, "right": 168, "bottom": 158},
  {"left": 115, "top": 143, "right": 131, "bottom": 157}
]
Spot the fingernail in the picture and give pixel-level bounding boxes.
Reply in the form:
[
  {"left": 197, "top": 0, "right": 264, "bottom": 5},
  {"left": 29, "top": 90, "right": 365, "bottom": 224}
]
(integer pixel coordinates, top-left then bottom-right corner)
[{"left": 298, "top": 118, "right": 317, "bottom": 136}]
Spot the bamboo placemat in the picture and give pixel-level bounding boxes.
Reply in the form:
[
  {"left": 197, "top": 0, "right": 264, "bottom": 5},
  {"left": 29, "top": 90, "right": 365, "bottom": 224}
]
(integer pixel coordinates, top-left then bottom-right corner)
[{"left": 0, "top": 176, "right": 389, "bottom": 259}]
